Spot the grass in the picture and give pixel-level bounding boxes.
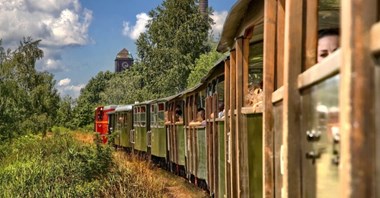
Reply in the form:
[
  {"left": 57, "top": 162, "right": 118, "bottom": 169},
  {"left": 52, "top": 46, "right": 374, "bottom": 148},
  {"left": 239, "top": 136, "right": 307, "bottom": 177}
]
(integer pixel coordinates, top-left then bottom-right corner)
[
  {"left": 0, "top": 131, "right": 163, "bottom": 197},
  {"left": 0, "top": 129, "right": 207, "bottom": 197}
]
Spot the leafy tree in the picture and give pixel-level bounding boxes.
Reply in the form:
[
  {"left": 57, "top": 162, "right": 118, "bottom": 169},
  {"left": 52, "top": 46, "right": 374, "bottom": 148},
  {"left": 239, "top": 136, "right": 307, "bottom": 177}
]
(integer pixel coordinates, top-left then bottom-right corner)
[
  {"left": 73, "top": 71, "right": 115, "bottom": 128},
  {"left": 0, "top": 38, "right": 60, "bottom": 140},
  {"left": 187, "top": 50, "right": 223, "bottom": 88},
  {"left": 135, "top": 0, "right": 212, "bottom": 98}
]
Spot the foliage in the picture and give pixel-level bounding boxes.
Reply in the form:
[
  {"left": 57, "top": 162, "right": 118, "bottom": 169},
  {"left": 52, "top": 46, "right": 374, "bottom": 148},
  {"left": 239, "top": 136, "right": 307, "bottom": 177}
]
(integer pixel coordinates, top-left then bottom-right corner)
[
  {"left": 73, "top": 71, "right": 115, "bottom": 128},
  {"left": 100, "top": 67, "right": 150, "bottom": 105},
  {"left": 187, "top": 50, "right": 224, "bottom": 88},
  {"left": 56, "top": 95, "right": 75, "bottom": 129},
  {"left": 0, "top": 38, "right": 60, "bottom": 140},
  {"left": 134, "top": 0, "right": 213, "bottom": 98},
  {"left": 0, "top": 133, "right": 165, "bottom": 197}
]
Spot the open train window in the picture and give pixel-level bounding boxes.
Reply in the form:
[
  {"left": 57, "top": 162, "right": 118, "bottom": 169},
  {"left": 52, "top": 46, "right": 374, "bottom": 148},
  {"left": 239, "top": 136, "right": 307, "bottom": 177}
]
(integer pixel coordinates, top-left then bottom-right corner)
[
  {"left": 158, "top": 103, "right": 165, "bottom": 125},
  {"left": 216, "top": 76, "right": 224, "bottom": 102},
  {"left": 246, "top": 41, "right": 263, "bottom": 107},
  {"left": 248, "top": 41, "right": 263, "bottom": 87}
]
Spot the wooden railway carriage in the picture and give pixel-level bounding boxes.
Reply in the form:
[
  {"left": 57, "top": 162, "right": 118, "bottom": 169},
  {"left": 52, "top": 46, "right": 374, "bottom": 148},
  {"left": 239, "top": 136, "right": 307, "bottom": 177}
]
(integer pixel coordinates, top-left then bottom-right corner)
[
  {"left": 217, "top": 0, "right": 265, "bottom": 197},
  {"left": 149, "top": 99, "right": 169, "bottom": 166},
  {"left": 93, "top": 0, "right": 379, "bottom": 197},
  {"left": 183, "top": 83, "right": 208, "bottom": 188},
  {"left": 94, "top": 105, "right": 117, "bottom": 143},
  {"left": 113, "top": 105, "right": 133, "bottom": 149},
  {"left": 132, "top": 101, "right": 152, "bottom": 156},
  {"left": 201, "top": 56, "right": 226, "bottom": 197}
]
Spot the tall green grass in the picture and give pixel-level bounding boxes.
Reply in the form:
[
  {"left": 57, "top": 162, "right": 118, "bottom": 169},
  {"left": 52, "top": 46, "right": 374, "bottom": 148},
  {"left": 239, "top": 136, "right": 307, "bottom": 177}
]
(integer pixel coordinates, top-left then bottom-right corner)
[{"left": 0, "top": 131, "right": 164, "bottom": 197}]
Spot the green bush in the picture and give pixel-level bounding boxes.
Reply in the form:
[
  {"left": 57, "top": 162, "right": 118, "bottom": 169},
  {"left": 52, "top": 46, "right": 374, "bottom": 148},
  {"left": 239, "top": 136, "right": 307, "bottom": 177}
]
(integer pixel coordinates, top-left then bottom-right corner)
[{"left": 0, "top": 132, "right": 163, "bottom": 197}]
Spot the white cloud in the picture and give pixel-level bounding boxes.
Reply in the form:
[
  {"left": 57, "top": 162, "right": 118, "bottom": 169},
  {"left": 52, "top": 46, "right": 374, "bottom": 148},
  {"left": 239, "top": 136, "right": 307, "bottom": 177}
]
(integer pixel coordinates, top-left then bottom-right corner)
[
  {"left": 56, "top": 77, "right": 85, "bottom": 98},
  {"left": 0, "top": 0, "right": 93, "bottom": 73},
  {"left": 58, "top": 78, "right": 71, "bottom": 86},
  {"left": 122, "top": 13, "right": 151, "bottom": 40},
  {"left": 211, "top": 11, "right": 228, "bottom": 39}
]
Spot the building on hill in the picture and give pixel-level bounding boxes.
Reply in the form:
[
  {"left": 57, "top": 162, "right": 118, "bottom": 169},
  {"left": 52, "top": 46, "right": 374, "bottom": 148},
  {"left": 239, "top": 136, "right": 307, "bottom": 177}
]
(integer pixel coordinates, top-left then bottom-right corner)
[{"left": 115, "top": 48, "right": 134, "bottom": 73}]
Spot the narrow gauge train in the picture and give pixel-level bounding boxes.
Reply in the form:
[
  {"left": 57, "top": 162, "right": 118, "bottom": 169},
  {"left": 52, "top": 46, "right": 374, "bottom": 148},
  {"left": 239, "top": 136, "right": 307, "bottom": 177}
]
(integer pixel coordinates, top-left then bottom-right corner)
[{"left": 94, "top": 0, "right": 380, "bottom": 197}]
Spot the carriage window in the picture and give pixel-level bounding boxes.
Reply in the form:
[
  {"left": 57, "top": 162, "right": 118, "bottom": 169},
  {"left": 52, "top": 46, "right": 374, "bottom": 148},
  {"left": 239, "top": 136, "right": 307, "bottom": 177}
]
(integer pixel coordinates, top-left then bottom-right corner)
[
  {"left": 248, "top": 41, "right": 263, "bottom": 87},
  {"left": 247, "top": 41, "right": 263, "bottom": 107},
  {"left": 141, "top": 106, "right": 146, "bottom": 126},
  {"left": 97, "top": 109, "right": 104, "bottom": 121},
  {"left": 217, "top": 78, "right": 225, "bottom": 118},
  {"left": 134, "top": 107, "right": 140, "bottom": 126},
  {"left": 151, "top": 105, "right": 156, "bottom": 126},
  {"left": 158, "top": 103, "right": 165, "bottom": 125}
]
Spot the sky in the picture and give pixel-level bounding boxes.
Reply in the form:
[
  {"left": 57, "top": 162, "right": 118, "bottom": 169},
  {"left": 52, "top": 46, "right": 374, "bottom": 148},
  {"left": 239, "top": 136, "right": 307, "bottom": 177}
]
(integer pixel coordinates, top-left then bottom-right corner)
[{"left": 0, "top": 0, "right": 236, "bottom": 98}]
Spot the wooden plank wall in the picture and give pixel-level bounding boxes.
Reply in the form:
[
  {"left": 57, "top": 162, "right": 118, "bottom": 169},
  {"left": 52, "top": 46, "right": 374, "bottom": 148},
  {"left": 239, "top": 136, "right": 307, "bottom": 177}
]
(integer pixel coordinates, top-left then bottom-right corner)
[
  {"left": 282, "top": 0, "right": 303, "bottom": 197},
  {"left": 340, "top": 0, "right": 377, "bottom": 197},
  {"left": 263, "top": 0, "right": 276, "bottom": 197}
]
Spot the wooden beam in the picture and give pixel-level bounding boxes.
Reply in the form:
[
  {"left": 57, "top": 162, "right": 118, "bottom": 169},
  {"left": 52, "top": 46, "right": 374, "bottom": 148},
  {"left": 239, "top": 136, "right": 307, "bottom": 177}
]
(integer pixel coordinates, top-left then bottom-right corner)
[
  {"left": 263, "top": 0, "right": 276, "bottom": 197},
  {"left": 340, "top": 0, "right": 377, "bottom": 197},
  {"left": 271, "top": 86, "right": 284, "bottom": 104},
  {"left": 376, "top": 65, "right": 380, "bottom": 198},
  {"left": 243, "top": 37, "right": 250, "bottom": 106},
  {"left": 206, "top": 95, "right": 211, "bottom": 190},
  {"left": 276, "top": 0, "right": 285, "bottom": 89},
  {"left": 302, "top": 0, "right": 318, "bottom": 70},
  {"left": 229, "top": 50, "right": 237, "bottom": 196},
  {"left": 213, "top": 93, "right": 219, "bottom": 198},
  {"left": 224, "top": 59, "right": 231, "bottom": 198},
  {"left": 282, "top": 0, "right": 303, "bottom": 197},
  {"left": 236, "top": 37, "right": 249, "bottom": 197},
  {"left": 297, "top": 50, "right": 340, "bottom": 90}
]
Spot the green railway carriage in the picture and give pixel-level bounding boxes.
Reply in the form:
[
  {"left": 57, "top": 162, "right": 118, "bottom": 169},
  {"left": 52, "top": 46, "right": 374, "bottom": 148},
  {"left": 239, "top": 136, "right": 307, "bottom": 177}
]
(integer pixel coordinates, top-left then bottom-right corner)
[
  {"left": 166, "top": 94, "right": 187, "bottom": 175},
  {"left": 149, "top": 99, "right": 168, "bottom": 165},
  {"left": 107, "top": 109, "right": 117, "bottom": 145},
  {"left": 132, "top": 101, "right": 152, "bottom": 155},
  {"left": 114, "top": 105, "right": 133, "bottom": 149},
  {"left": 183, "top": 83, "right": 208, "bottom": 188}
]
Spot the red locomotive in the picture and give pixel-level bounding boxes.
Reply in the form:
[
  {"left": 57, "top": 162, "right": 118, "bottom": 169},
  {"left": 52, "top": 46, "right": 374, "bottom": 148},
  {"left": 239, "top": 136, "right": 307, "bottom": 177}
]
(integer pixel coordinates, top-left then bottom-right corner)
[{"left": 94, "top": 105, "right": 117, "bottom": 143}]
